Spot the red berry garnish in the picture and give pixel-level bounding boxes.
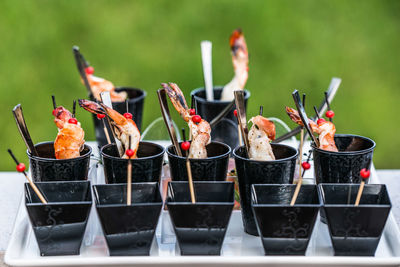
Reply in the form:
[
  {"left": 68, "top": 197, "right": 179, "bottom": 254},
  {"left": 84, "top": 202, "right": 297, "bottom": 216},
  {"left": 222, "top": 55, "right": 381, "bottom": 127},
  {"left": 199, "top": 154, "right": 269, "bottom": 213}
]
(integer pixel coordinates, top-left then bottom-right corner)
[
  {"left": 181, "top": 141, "right": 190, "bottom": 151},
  {"left": 52, "top": 109, "right": 57, "bottom": 116},
  {"left": 360, "top": 168, "right": 370, "bottom": 179},
  {"left": 189, "top": 109, "right": 196, "bottom": 116},
  {"left": 126, "top": 149, "right": 135, "bottom": 158},
  {"left": 16, "top": 163, "right": 25, "bottom": 172},
  {"left": 302, "top": 162, "right": 311, "bottom": 170},
  {"left": 192, "top": 115, "right": 201, "bottom": 123},
  {"left": 68, "top": 118, "right": 78, "bottom": 124},
  {"left": 97, "top": 113, "right": 106, "bottom": 119},
  {"left": 325, "top": 110, "right": 335, "bottom": 118},
  {"left": 317, "top": 118, "right": 326, "bottom": 125},
  {"left": 123, "top": 113, "right": 133, "bottom": 120},
  {"left": 85, "top": 66, "right": 94, "bottom": 75},
  {"left": 233, "top": 109, "right": 238, "bottom": 117}
]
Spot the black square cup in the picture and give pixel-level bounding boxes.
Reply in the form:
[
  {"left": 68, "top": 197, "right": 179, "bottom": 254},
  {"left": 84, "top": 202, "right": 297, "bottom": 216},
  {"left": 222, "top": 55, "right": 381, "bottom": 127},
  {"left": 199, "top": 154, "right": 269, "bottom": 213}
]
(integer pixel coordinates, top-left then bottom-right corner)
[
  {"left": 93, "top": 183, "right": 162, "bottom": 256},
  {"left": 25, "top": 181, "right": 92, "bottom": 256},
  {"left": 27, "top": 142, "right": 92, "bottom": 182},
  {"left": 233, "top": 144, "right": 298, "bottom": 236},
  {"left": 166, "top": 181, "right": 234, "bottom": 255},
  {"left": 318, "top": 184, "right": 391, "bottom": 256},
  {"left": 101, "top": 141, "right": 165, "bottom": 184},
  {"left": 167, "top": 141, "right": 231, "bottom": 181},
  {"left": 251, "top": 184, "right": 320, "bottom": 255},
  {"left": 191, "top": 87, "right": 250, "bottom": 150},
  {"left": 92, "top": 87, "right": 146, "bottom": 147}
]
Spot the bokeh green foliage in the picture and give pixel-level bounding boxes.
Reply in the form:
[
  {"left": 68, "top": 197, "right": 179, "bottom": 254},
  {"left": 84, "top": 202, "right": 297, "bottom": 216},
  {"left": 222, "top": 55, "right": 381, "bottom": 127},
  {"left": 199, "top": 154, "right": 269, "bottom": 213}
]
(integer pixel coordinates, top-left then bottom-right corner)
[{"left": 0, "top": 0, "right": 399, "bottom": 170}]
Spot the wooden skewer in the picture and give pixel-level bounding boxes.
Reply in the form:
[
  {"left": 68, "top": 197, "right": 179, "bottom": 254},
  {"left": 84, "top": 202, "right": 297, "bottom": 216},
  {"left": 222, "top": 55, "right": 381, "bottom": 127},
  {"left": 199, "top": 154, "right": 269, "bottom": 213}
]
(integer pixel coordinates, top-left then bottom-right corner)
[
  {"left": 290, "top": 128, "right": 304, "bottom": 206},
  {"left": 103, "top": 120, "right": 112, "bottom": 144},
  {"left": 354, "top": 181, "right": 365, "bottom": 206},
  {"left": 8, "top": 149, "right": 47, "bottom": 204},
  {"left": 181, "top": 128, "right": 196, "bottom": 203},
  {"left": 72, "top": 100, "right": 77, "bottom": 118},
  {"left": 126, "top": 136, "right": 132, "bottom": 205}
]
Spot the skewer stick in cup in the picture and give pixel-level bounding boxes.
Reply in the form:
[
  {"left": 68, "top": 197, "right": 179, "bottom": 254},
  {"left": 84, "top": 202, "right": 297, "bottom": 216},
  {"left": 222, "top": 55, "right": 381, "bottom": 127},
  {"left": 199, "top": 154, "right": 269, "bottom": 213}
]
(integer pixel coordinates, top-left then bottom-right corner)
[
  {"left": 125, "top": 136, "right": 134, "bottom": 205},
  {"left": 233, "top": 109, "right": 242, "bottom": 146},
  {"left": 8, "top": 149, "right": 47, "bottom": 204},
  {"left": 355, "top": 168, "right": 371, "bottom": 206},
  {"left": 181, "top": 128, "right": 196, "bottom": 203},
  {"left": 72, "top": 100, "right": 77, "bottom": 118},
  {"left": 324, "top": 92, "right": 335, "bottom": 122},
  {"left": 290, "top": 128, "right": 304, "bottom": 206}
]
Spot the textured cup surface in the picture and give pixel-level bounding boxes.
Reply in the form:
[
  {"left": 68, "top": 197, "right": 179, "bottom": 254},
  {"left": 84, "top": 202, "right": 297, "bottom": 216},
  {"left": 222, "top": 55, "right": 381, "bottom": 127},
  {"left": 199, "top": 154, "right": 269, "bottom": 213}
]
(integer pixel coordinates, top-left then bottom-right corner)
[
  {"left": 191, "top": 87, "right": 250, "bottom": 150},
  {"left": 319, "top": 184, "right": 391, "bottom": 256},
  {"left": 313, "top": 134, "right": 375, "bottom": 184},
  {"left": 251, "top": 184, "right": 320, "bottom": 255},
  {"left": 92, "top": 87, "right": 146, "bottom": 147},
  {"left": 28, "top": 142, "right": 92, "bottom": 182},
  {"left": 101, "top": 142, "right": 164, "bottom": 184},
  {"left": 93, "top": 183, "right": 162, "bottom": 256},
  {"left": 233, "top": 144, "right": 298, "bottom": 236},
  {"left": 166, "top": 181, "right": 234, "bottom": 255},
  {"left": 25, "top": 181, "right": 92, "bottom": 256},
  {"left": 167, "top": 141, "right": 231, "bottom": 181}
]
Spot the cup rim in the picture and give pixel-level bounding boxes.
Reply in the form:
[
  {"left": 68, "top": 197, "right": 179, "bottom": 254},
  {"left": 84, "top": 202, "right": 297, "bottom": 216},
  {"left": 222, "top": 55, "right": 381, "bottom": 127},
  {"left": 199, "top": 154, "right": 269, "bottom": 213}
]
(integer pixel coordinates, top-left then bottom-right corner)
[
  {"left": 251, "top": 184, "right": 321, "bottom": 207},
  {"left": 101, "top": 141, "right": 165, "bottom": 161},
  {"left": 93, "top": 182, "right": 162, "bottom": 207},
  {"left": 312, "top": 134, "right": 376, "bottom": 155},
  {"left": 25, "top": 180, "right": 92, "bottom": 206},
  {"left": 166, "top": 141, "right": 231, "bottom": 161},
  {"left": 27, "top": 142, "right": 92, "bottom": 162},
  {"left": 113, "top": 87, "right": 147, "bottom": 103},
  {"left": 318, "top": 183, "right": 392, "bottom": 208},
  {"left": 191, "top": 86, "right": 251, "bottom": 104},
  {"left": 233, "top": 143, "right": 298, "bottom": 163}
]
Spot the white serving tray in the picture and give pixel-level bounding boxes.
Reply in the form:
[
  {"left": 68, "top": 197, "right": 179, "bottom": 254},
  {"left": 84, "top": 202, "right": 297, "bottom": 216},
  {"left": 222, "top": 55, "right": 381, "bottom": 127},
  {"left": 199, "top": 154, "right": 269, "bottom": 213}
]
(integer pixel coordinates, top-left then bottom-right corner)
[{"left": 5, "top": 166, "right": 400, "bottom": 267}]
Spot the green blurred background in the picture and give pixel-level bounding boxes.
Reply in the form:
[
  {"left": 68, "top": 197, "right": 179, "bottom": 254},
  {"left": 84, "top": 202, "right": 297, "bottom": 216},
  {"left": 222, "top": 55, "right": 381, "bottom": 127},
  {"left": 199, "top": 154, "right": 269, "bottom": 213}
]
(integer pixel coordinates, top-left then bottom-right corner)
[{"left": 1, "top": 0, "right": 399, "bottom": 170}]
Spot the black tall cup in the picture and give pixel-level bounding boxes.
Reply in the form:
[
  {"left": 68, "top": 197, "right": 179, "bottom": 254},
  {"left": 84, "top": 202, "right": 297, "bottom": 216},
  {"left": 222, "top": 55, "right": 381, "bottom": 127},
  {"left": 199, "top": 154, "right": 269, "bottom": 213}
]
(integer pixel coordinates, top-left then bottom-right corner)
[
  {"left": 27, "top": 142, "right": 92, "bottom": 182},
  {"left": 233, "top": 144, "right": 298, "bottom": 236},
  {"left": 101, "top": 142, "right": 165, "bottom": 184},
  {"left": 92, "top": 87, "right": 146, "bottom": 147},
  {"left": 191, "top": 87, "right": 250, "bottom": 150},
  {"left": 313, "top": 134, "right": 376, "bottom": 184},
  {"left": 167, "top": 141, "right": 231, "bottom": 181}
]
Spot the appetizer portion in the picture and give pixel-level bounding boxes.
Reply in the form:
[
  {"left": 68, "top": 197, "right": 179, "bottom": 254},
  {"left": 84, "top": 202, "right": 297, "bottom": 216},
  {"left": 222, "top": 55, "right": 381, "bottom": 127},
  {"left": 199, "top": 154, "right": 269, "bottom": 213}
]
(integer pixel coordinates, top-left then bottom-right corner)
[
  {"left": 78, "top": 99, "right": 140, "bottom": 158},
  {"left": 52, "top": 106, "right": 85, "bottom": 159},
  {"left": 221, "top": 29, "right": 249, "bottom": 101},
  {"left": 286, "top": 106, "right": 338, "bottom": 152},
  {"left": 162, "top": 82, "right": 211, "bottom": 159},
  {"left": 248, "top": 115, "right": 276, "bottom": 160}
]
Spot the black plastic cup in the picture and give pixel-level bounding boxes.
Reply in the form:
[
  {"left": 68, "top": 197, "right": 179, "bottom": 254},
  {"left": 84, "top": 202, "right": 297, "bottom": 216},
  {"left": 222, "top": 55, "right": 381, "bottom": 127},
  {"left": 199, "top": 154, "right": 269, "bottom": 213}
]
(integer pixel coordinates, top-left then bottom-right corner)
[
  {"left": 191, "top": 87, "right": 250, "bottom": 150},
  {"left": 101, "top": 141, "right": 165, "bottom": 184},
  {"left": 25, "top": 181, "right": 92, "bottom": 256},
  {"left": 92, "top": 87, "right": 146, "bottom": 147},
  {"left": 318, "top": 184, "right": 391, "bottom": 256},
  {"left": 166, "top": 181, "right": 234, "bottom": 255},
  {"left": 166, "top": 141, "right": 231, "bottom": 181},
  {"left": 27, "top": 142, "right": 92, "bottom": 182},
  {"left": 313, "top": 134, "right": 376, "bottom": 184},
  {"left": 233, "top": 144, "right": 298, "bottom": 236},
  {"left": 251, "top": 184, "right": 320, "bottom": 255},
  {"left": 93, "top": 183, "right": 162, "bottom": 256}
]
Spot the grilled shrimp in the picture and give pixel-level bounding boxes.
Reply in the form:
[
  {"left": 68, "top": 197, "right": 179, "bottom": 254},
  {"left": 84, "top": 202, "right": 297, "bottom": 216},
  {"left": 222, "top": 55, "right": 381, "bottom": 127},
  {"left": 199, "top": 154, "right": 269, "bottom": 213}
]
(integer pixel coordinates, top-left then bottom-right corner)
[
  {"left": 84, "top": 73, "right": 127, "bottom": 102},
  {"left": 78, "top": 99, "right": 140, "bottom": 158},
  {"left": 162, "top": 82, "right": 211, "bottom": 159},
  {"left": 248, "top": 115, "right": 276, "bottom": 160},
  {"left": 285, "top": 107, "right": 338, "bottom": 152},
  {"left": 53, "top": 107, "right": 85, "bottom": 159},
  {"left": 221, "top": 29, "right": 249, "bottom": 101}
]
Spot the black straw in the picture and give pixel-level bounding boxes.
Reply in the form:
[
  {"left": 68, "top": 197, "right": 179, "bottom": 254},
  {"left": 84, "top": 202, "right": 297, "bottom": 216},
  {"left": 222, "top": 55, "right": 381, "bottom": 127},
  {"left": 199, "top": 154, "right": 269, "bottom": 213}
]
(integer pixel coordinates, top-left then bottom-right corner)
[
  {"left": 259, "top": 106, "right": 263, "bottom": 116},
  {"left": 313, "top": 106, "right": 321, "bottom": 119},
  {"left": 302, "top": 94, "right": 306, "bottom": 108},
  {"left": 52, "top": 95, "right": 57, "bottom": 109},
  {"left": 72, "top": 100, "right": 76, "bottom": 118}
]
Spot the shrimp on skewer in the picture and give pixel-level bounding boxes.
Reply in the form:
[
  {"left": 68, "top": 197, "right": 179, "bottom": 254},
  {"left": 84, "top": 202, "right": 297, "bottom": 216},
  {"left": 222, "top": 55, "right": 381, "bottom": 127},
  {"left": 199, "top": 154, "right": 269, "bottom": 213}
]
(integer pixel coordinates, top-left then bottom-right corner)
[
  {"left": 53, "top": 106, "right": 85, "bottom": 159},
  {"left": 285, "top": 107, "right": 338, "bottom": 152},
  {"left": 83, "top": 71, "right": 127, "bottom": 102},
  {"left": 78, "top": 99, "right": 140, "bottom": 158},
  {"left": 248, "top": 115, "right": 276, "bottom": 161},
  {"left": 162, "top": 82, "right": 211, "bottom": 159},
  {"left": 221, "top": 29, "right": 249, "bottom": 101}
]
